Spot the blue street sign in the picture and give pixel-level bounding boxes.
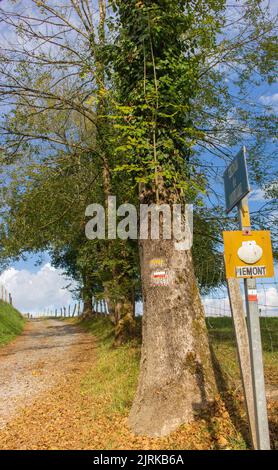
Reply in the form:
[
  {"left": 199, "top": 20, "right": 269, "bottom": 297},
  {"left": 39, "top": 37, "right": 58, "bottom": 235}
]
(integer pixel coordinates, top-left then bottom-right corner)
[{"left": 223, "top": 147, "right": 250, "bottom": 213}]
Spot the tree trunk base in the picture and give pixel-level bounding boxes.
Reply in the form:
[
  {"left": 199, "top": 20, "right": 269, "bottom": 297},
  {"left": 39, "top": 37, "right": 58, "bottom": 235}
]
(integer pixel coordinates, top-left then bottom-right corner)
[
  {"left": 114, "top": 301, "right": 136, "bottom": 346},
  {"left": 81, "top": 298, "right": 94, "bottom": 320},
  {"left": 129, "top": 379, "right": 215, "bottom": 437},
  {"left": 128, "top": 239, "right": 217, "bottom": 437}
]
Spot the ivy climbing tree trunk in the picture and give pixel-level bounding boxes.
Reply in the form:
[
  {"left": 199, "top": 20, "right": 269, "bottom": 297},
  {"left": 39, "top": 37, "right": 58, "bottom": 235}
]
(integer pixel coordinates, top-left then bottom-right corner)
[
  {"left": 128, "top": 237, "right": 216, "bottom": 436},
  {"left": 112, "top": 0, "right": 225, "bottom": 435}
]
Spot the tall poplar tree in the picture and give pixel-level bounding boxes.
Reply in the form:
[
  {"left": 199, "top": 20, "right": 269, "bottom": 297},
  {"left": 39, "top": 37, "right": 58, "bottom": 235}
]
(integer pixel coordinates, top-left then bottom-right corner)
[{"left": 111, "top": 0, "right": 277, "bottom": 436}]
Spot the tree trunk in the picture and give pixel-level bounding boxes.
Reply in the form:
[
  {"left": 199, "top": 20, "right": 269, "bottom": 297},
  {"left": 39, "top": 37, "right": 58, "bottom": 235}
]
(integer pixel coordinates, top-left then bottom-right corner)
[
  {"left": 82, "top": 297, "right": 94, "bottom": 318},
  {"left": 114, "top": 299, "right": 136, "bottom": 346},
  {"left": 128, "top": 238, "right": 217, "bottom": 436},
  {"left": 81, "top": 271, "right": 94, "bottom": 319}
]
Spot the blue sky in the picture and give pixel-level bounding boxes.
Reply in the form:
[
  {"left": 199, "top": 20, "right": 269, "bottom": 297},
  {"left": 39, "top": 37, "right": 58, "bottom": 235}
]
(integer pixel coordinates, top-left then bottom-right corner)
[{"left": 11, "top": 252, "right": 51, "bottom": 273}]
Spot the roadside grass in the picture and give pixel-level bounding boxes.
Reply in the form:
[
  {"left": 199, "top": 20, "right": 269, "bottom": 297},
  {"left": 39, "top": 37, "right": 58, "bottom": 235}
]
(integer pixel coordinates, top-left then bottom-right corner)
[
  {"left": 207, "top": 317, "right": 278, "bottom": 386},
  {"left": 79, "top": 315, "right": 278, "bottom": 449},
  {"left": 81, "top": 317, "right": 140, "bottom": 416},
  {"left": 0, "top": 300, "right": 25, "bottom": 347},
  {"left": 81, "top": 316, "right": 278, "bottom": 415}
]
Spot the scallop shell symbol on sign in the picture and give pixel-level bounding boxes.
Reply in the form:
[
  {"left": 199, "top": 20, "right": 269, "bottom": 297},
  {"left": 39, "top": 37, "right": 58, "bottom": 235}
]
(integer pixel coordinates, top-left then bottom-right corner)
[{"left": 237, "top": 241, "right": 263, "bottom": 265}]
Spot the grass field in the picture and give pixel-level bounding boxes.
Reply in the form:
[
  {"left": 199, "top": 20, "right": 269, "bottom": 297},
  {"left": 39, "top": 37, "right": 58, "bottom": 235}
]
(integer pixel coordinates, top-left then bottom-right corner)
[
  {"left": 0, "top": 300, "right": 25, "bottom": 347},
  {"left": 207, "top": 317, "right": 278, "bottom": 387},
  {"left": 80, "top": 315, "right": 278, "bottom": 449}
]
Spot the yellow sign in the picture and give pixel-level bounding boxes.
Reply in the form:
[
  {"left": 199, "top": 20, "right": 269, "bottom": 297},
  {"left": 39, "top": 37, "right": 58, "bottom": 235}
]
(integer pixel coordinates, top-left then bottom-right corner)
[
  {"left": 149, "top": 258, "right": 165, "bottom": 268},
  {"left": 223, "top": 230, "right": 274, "bottom": 279}
]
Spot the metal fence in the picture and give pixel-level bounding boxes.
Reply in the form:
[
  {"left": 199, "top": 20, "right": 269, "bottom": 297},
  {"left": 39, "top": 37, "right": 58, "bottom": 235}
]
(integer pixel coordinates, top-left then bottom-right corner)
[
  {"left": 29, "top": 263, "right": 278, "bottom": 320},
  {"left": 202, "top": 266, "right": 278, "bottom": 318}
]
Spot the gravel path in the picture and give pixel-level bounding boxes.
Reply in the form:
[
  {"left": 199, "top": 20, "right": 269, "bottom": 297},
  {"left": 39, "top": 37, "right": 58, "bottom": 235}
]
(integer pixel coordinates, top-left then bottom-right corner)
[{"left": 0, "top": 319, "right": 94, "bottom": 428}]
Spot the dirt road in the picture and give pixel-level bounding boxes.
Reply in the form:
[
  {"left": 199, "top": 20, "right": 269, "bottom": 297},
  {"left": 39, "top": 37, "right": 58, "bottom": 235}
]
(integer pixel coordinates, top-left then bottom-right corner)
[
  {"left": 0, "top": 318, "right": 277, "bottom": 450},
  {"left": 0, "top": 319, "right": 95, "bottom": 429}
]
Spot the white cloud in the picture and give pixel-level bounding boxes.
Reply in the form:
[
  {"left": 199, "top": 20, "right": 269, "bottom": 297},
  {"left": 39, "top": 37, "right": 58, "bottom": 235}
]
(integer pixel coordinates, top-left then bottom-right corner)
[
  {"left": 259, "top": 93, "right": 278, "bottom": 112},
  {"left": 250, "top": 184, "right": 277, "bottom": 203},
  {"left": 258, "top": 286, "right": 278, "bottom": 315},
  {"left": 0, "top": 263, "right": 78, "bottom": 314},
  {"left": 249, "top": 188, "right": 266, "bottom": 202},
  {"left": 202, "top": 296, "right": 231, "bottom": 317}
]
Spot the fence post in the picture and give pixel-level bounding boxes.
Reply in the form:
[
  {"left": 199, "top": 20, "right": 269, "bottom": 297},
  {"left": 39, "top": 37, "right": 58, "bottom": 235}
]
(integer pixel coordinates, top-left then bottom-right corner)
[{"left": 72, "top": 304, "right": 77, "bottom": 317}]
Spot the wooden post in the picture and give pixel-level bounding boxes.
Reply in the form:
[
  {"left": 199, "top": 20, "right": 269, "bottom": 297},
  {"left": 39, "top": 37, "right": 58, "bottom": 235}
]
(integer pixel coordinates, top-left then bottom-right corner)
[
  {"left": 9, "top": 293, "right": 12, "bottom": 305},
  {"left": 227, "top": 277, "right": 257, "bottom": 449}
]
